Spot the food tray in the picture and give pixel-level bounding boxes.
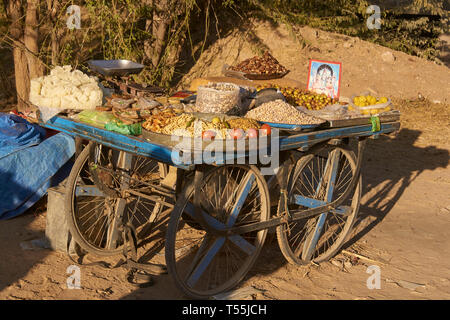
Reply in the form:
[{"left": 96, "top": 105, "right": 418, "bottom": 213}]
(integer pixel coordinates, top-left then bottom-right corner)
[
  {"left": 223, "top": 64, "right": 290, "bottom": 81},
  {"left": 260, "top": 121, "right": 325, "bottom": 132},
  {"left": 88, "top": 60, "right": 145, "bottom": 77},
  {"left": 325, "top": 110, "right": 400, "bottom": 128}
]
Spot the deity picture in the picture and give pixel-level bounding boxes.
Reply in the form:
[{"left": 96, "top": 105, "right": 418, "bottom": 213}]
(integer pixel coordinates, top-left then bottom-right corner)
[{"left": 307, "top": 60, "right": 342, "bottom": 99}]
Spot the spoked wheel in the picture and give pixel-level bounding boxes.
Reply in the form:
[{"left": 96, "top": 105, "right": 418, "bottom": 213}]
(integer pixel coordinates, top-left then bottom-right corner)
[
  {"left": 165, "top": 165, "right": 270, "bottom": 299},
  {"left": 65, "top": 142, "right": 168, "bottom": 257},
  {"left": 276, "top": 146, "right": 362, "bottom": 265}
]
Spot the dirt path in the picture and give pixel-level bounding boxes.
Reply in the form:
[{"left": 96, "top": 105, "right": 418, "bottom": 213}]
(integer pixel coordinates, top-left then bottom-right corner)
[{"left": 0, "top": 22, "right": 449, "bottom": 300}]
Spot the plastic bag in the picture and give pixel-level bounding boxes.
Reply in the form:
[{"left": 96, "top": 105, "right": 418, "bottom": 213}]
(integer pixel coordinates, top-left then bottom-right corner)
[
  {"left": 297, "top": 103, "right": 353, "bottom": 120},
  {"left": 105, "top": 120, "right": 142, "bottom": 136},
  {"left": 349, "top": 91, "right": 392, "bottom": 116},
  {"left": 77, "top": 110, "right": 117, "bottom": 127},
  {"left": 195, "top": 82, "right": 241, "bottom": 114}
]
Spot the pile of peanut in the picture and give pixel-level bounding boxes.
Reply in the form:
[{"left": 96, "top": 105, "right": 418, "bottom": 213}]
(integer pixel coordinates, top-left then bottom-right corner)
[{"left": 246, "top": 100, "right": 324, "bottom": 125}]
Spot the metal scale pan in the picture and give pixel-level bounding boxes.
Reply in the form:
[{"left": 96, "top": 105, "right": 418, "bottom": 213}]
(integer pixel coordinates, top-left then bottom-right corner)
[{"left": 87, "top": 60, "right": 145, "bottom": 77}]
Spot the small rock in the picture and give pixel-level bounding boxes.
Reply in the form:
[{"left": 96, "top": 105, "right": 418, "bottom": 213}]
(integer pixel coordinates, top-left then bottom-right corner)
[
  {"left": 440, "top": 207, "right": 449, "bottom": 214},
  {"left": 432, "top": 100, "right": 441, "bottom": 104},
  {"left": 343, "top": 41, "right": 353, "bottom": 48},
  {"left": 381, "top": 51, "right": 396, "bottom": 63},
  {"left": 344, "top": 261, "right": 353, "bottom": 269},
  {"left": 331, "top": 260, "right": 343, "bottom": 268},
  {"left": 103, "top": 287, "right": 114, "bottom": 295}
]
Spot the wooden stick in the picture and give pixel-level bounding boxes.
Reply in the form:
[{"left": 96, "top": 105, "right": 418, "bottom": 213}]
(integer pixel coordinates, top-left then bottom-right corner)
[{"left": 341, "top": 250, "right": 387, "bottom": 265}]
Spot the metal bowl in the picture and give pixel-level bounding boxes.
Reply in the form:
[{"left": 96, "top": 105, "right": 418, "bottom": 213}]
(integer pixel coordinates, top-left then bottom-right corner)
[{"left": 87, "top": 60, "right": 145, "bottom": 77}]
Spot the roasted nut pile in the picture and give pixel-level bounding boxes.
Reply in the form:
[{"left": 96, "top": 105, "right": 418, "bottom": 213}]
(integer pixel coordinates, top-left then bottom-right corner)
[
  {"left": 245, "top": 100, "right": 324, "bottom": 125},
  {"left": 231, "top": 51, "right": 288, "bottom": 75}
]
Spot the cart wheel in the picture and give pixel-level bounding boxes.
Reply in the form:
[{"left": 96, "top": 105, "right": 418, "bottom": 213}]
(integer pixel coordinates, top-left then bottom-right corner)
[
  {"left": 165, "top": 165, "right": 270, "bottom": 299},
  {"left": 276, "top": 146, "right": 362, "bottom": 265},
  {"left": 65, "top": 142, "right": 167, "bottom": 257}
]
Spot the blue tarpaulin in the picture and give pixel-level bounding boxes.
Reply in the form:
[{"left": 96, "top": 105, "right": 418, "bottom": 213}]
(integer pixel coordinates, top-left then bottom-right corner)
[
  {"left": 0, "top": 113, "right": 46, "bottom": 159},
  {"left": 0, "top": 114, "right": 75, "bottom": 220}
]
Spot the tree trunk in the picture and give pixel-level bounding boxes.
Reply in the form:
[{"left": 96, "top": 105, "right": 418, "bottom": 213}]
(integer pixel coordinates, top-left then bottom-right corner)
[
  {"left": 143, "top": 0, "right": 170, "bottom": 68},
  {"left": 47, "top": 0, "right": 60, "bottom": 66},
  {"left": 6, "top": 0, "right": 30, "bottom": 111},
  {"left": 24, "top": 0, "right": 44, "bottom": 79}
]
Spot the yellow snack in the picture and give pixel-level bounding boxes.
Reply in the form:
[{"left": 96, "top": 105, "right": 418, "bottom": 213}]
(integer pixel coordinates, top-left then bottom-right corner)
[
  {"left": 368, "top": 96, "right": 377, "bottom": 105},
  {"left": 379, "top": 97, "right": 388, "bottom": 104}
]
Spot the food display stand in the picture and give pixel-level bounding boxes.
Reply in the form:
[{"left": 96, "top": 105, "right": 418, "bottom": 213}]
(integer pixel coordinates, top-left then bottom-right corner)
[{"left": 35, "top": 58, "right": 400, "bottom": 299}]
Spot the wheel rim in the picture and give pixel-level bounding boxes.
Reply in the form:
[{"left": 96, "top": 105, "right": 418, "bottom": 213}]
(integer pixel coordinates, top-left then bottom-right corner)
[
  {"left": 70, "top": 144, "right": 165, "bottom": 254},
  {"left": 169, "top": 165, "right": 270, "bottom": 298},
  {"left": 279, "top": 148, "right": 361, "bottom": 264}
]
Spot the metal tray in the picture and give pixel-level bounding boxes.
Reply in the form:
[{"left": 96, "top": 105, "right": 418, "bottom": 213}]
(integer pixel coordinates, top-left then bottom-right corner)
[
  {"left": 222, "top": 64, "right": 290, "bottom": 81},
  {"left": 261, "top": 121, "right": 325, "bottom": 132},
  {"left": 88, "top": 60, "right": 145, "bottom": 77},
  {"left": 325, "top": 110, "right": 401, "bottom": 128}
]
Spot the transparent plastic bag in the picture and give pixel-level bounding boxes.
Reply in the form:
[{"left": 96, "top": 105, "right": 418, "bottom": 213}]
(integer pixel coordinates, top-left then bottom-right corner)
[
  {"left": 297, "top": 103, "right": 351, "bottom": 120},
  {"left": 349, "top": 91, "right": 392, "bottom": 116},
  {"left": 76, "top": 110, "right": 117, "bottom": 127},
  {"left": 195, "top": 82, "right": 241, "bottom": 114}
]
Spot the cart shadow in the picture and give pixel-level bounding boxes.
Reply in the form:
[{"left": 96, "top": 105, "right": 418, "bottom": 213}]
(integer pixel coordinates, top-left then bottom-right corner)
[
  {"left": 246, "top": 128, "right": 449, "bottom": 288},
  {"left": 343, "top": 128, "right": 449, "bottom": 249}
]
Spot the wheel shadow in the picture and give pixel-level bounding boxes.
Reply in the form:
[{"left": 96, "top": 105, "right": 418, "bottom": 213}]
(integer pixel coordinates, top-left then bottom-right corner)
[{"left": 343, "top": 128, "right": 449, "bottom": 248}]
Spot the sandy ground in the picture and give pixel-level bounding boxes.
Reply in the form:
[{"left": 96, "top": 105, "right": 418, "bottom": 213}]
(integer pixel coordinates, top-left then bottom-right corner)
[{"left": 0, "top": 22, "right": 449, "bottom": 300}]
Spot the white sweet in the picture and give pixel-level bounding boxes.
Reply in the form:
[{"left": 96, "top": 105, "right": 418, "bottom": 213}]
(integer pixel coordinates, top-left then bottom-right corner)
[{"left": 29, "top": 65, "right": 103, "bottom": 110}]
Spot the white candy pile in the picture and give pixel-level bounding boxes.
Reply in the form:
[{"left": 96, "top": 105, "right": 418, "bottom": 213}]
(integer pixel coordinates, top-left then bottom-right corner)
[{"left": 29, "top": 66, "right": 103, "bottom": 110}]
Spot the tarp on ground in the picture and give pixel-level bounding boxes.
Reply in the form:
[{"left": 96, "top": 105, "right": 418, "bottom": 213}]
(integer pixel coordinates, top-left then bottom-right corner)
[
  {"left": 0, "top": 114, "right": 75, "bottom": 220},
  {"left": 0, "top": 113, "right": 46, "bottom": 159}
]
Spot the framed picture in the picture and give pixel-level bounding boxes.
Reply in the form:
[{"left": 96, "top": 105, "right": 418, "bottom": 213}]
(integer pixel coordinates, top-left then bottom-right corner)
[{"left": 307, "top": 60, "right": 342, "bottom": 99}]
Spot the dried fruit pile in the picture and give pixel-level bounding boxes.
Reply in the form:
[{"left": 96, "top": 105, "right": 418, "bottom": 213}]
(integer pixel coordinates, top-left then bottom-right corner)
[
  {"left": 257, "top": 84, "right": 339, "bottom": 110},
  {"left": 231, "top": 51, "right": 288, "bottom": 75}
]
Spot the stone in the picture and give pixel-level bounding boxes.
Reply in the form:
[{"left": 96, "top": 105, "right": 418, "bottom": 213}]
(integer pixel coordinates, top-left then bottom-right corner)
[
  {"left": 381, "top": 51, "right": 396, "bottom": 63},
  {"left": 344, "top": 261, "right": 353, "bottom": 269},
  {"left": 343, "top": 41, "right": 353, "bottom": 48}
]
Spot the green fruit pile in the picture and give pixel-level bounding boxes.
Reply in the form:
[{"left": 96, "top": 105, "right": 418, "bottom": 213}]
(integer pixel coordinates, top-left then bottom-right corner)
[{"left": 257, "top": 84, "right": 339, "bottom": 110}]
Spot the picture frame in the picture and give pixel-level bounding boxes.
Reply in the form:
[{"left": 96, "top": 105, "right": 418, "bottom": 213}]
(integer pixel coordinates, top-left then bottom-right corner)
[{"left": 307, "top": 59, "right": 342, "bottom": 99}]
